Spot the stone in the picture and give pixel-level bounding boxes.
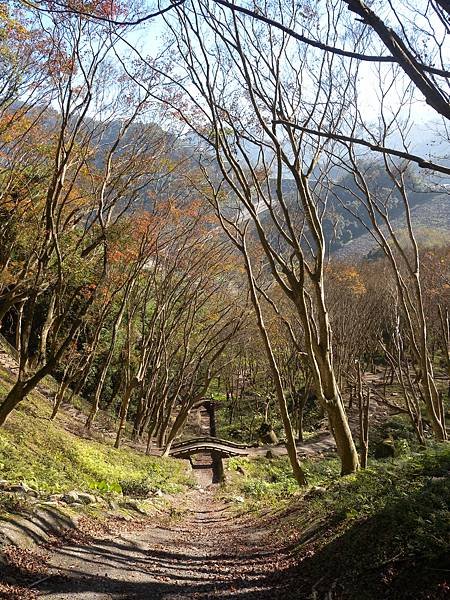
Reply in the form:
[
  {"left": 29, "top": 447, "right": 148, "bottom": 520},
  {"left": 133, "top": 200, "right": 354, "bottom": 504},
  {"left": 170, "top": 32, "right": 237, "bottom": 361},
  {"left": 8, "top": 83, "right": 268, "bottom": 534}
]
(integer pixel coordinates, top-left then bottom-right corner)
[
  {"left": 49, "top": 494, "right": 64, "bottom": 502},
  {"left": 233, "top": 495, "right": 245, "bottom": 503},
  {"left": 258, "top": 422, "right": 279, "bottom": 445},
  {"left": 122, "top": 499, "right": 148, "bottom": 515},
  {"left": 62, "top": 491, "right": 80, "bottom": 504},
  {"left": 6, "top": 483, "right": 28, "bottom": 494},
  {"left": 431, "top": 476, "right": 446, "bottom": 483},
  {"left": 95, "top": 496, "right": 107, "bottom": 506},
  {"left": 77, "top": 492, "right": 96, "bottom": 505}
]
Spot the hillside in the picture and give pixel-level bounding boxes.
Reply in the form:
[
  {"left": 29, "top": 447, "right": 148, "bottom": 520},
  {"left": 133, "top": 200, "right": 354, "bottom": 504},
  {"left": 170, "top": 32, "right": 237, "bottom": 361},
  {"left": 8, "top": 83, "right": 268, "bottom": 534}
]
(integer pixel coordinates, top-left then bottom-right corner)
[
  {"left": 335, "top": 193, "right": 450, "bottom": 259},
  {"left": 255, "top": 175, "right": 450, "bottom": 261},
  {"left": 0, "top": 326, "right": 449, "bottom": 599},
  {"left": 0, "top": 352, "right": 192, "bottom": 503}
]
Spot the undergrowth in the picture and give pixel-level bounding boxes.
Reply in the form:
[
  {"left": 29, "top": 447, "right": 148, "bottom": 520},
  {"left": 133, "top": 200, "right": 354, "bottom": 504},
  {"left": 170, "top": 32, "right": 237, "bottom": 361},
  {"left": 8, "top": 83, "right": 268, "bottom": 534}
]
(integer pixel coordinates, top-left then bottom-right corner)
[
  {"left": 0, "top": 382, "right": 193, "bottom": 499},
  {"left": 224, "top": 444, "right": 450, "bottom": 598}
]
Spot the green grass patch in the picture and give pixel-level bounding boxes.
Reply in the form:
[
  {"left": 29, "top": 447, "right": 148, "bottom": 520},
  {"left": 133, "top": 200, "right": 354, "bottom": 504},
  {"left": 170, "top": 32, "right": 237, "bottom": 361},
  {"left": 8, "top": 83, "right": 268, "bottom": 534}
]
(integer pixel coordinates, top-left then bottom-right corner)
[
  {"left": 0, "top": 380, "right": 193, "bottom": 497},
  {"left": 224, "top": 445, "right": 450, "bottom": 598},
  {"left": 224, "top": 454, "right": 341, "bottom": 505}
]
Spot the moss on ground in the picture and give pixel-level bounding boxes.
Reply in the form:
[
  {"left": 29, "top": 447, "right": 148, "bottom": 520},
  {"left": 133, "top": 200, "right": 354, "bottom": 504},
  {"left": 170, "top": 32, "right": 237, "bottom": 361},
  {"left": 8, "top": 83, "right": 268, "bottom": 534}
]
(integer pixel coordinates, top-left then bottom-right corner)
[
  {"left": 0, "top": 369, "right": 192, "bottom": 498},
  {"left": 224, "top": 454, "right": 341, "bottom": 504},
  {"left": 223, "top": 444, "right": 450, "bottom": 599}
]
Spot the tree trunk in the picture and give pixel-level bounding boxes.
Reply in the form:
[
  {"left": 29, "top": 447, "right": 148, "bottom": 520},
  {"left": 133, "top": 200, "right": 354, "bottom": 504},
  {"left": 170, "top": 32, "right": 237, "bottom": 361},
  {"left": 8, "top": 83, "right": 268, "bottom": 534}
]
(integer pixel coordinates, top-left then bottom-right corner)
[
  {"left": 39, "top": 293, "right": 56, "bottom": 364},
  {"left": 357, "top": 362, "right": 370, "bottom": 469},
  {"left": 86, "top": 339, "right": 118, "bottom": 429},
  {"left": 0, "top": 381, "right": 24, "bottom": 426},
  {"left": 243, "top": 246, "right": 307, "bottom": 486},
  {"left": 162, "top": 405, "right": 188, "bottom": 457},
  {"left": 312, "top": 347, "right": 359, "bottom": 475},
  {"left": 326, "top": 397, "right": 360, "bottom": 475},
  {"left": 50, "top": 376, "right": 71, "bottom": 420},
  {"left": 114, "top": 385, "right": 134, "bottom": 449}
]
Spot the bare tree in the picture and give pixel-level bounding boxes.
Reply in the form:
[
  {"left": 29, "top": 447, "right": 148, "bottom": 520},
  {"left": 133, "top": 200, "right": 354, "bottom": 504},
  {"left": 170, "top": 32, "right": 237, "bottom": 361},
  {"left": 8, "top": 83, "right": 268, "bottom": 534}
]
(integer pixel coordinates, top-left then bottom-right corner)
[
  {"left": 0, "top": 9, "right": 165, "bottom": 424},
  {"left": 150, "top": 0, "right": 359, "bottom": 474}
]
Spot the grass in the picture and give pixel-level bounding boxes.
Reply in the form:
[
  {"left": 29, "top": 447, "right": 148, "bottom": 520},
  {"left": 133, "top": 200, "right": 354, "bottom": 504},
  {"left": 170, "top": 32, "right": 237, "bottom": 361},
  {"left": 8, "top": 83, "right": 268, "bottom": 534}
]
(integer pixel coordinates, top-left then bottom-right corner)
[
  {"left": 293, "top": 445, "right": 450, "bottom": 598},
  {"left": 222, "top": 443, "right": 450, "bottom": 599},
  {"left": 224, "top": 454, "right": 341, "bottom": 505},
  {"left": 0, "top": 367, "right": 193, "bottom": 500}
]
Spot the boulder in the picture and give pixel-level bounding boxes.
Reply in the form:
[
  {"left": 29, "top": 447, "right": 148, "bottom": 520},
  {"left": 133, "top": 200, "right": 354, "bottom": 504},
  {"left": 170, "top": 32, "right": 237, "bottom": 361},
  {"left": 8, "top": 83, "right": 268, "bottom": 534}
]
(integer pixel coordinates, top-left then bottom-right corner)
[
  {"left": 122, "top": 499, "right": 148, "bottom": 515},
  {"left": 258, "top": 422, "right": 279, "bottom": 445},
  {"left": 95, "top": 496, "right": 108, "bottom": 506},
  {"left": 26, "top": 488, "right": 39, "bottom": 498},
  {"left": 6, "top": 483, "right": 30, "bottom": 494},
  {"left": 308, "top": 486, "right": 327, "bottom": 497},
  {"left": 49, "top": 494, "right": 64, "bottom": 502},
  {"left": 77, "top": 492, "right": 96, "bottom": 505},
  {"left": 62, "top": 491, "right": 80, "bottom": 504}
]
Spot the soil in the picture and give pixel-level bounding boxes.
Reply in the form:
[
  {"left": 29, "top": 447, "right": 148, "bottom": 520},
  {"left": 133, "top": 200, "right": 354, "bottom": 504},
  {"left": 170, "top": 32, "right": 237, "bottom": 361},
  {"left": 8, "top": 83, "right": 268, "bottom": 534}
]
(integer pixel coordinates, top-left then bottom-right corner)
[
  {"left": 2, "top": 343, "right": 441, "bottom": 599},
  {"left": 15, "top": 463, "right": 294, "bottom": 600}
]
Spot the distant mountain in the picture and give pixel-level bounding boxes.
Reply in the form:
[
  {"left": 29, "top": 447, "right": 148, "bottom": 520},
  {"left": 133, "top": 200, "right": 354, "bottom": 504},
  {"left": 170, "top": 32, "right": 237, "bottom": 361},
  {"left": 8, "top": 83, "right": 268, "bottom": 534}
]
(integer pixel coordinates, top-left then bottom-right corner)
[
  {"left": 25, "top": 106, "right": 448, "bottom": 256},
  {"left": 322, "top": 167, "right": 450, "bottom": 258},
  {"left": 258, "top": 170, "right": 450, "bottom": 260},
  {"left": 334, "top": 193, "right": 450, "bottom": 260}
]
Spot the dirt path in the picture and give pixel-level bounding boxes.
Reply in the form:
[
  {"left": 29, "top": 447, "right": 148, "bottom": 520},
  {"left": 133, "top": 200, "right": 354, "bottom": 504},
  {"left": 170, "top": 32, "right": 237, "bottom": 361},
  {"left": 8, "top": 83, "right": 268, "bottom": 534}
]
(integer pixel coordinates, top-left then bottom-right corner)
[{"left": 34, "top": 463, "right": 291, "bottom": 600}]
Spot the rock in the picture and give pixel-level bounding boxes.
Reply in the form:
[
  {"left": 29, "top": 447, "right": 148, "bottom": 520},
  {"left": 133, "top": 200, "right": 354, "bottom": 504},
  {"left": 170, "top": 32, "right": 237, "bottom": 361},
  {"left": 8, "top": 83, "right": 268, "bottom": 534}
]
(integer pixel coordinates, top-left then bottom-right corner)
[
  {"left": 108, "top": 500, "right": 119, "bottom": 510},
  {"left": 258, "top": 422, "right": 279, "bottom": 445},
  {"left": 62, "top": 491, "right": 80, "bottom": 504},
  {"left": 152, "top": 489, "right": 163, "bottom": 497},
  {"left": 431, "top": 476, "right": 446, "bottom": 483},
  {"left": 233, "top": 495, "right": 245, "bottom": 503},
  {"left": 6, "top": 483, "right": 29, "bottom": 494},
  {"left": 374, "top": 438, "right": 395, "bottom": 459},
  {"left": 0, "top": 506, "right": 77, "bottom": 549},
  {"left": 94, "top": 496, "right": 107, "bottom": 506},
  {"left": 49, "top": 494, "right": 64, "bottom": 502},
  {"left": 122, "top": 499, "right": 148, "bottom": 515},
  {"left": 77, "top": 492, "right": 96, "bottom": 505},
  {"left": 265, "top": 449, "right": 275, "bottom": 459},
  {"left": 116, "top": 513, "right": 132, "bottom": 522},
  {"left": 308, "top": 486, "right": 327, "bottom": 496}
]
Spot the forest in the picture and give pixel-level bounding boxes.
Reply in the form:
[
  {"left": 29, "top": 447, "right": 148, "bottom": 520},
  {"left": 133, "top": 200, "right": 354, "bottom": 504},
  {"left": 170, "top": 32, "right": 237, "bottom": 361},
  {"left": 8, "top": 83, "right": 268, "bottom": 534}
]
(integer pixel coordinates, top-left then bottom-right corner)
[{"left": 0, "top": 1, "right": 449, "bottom": 598}]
